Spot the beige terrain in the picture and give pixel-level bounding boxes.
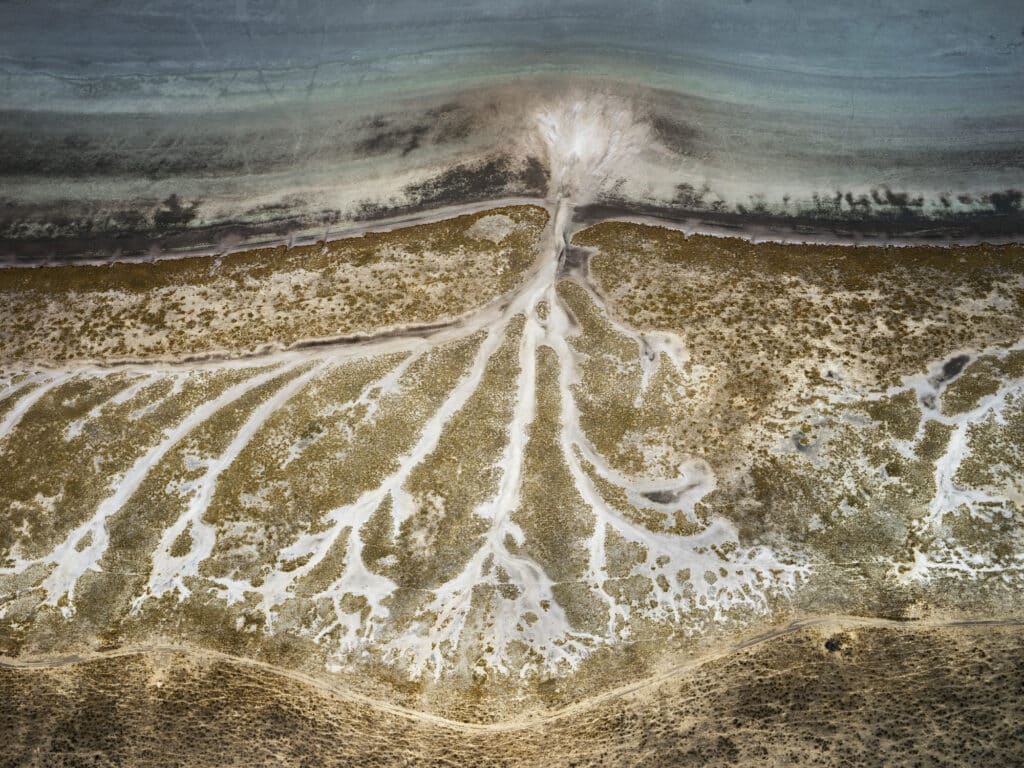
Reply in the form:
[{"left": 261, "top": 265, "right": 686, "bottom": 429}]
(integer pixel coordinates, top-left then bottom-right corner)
[
  {"left": 1, "top": 199, "right": 1022, "bottom": 762},
  {"left": 2, "top": 621, "right": 1021, "bottom": 767}
]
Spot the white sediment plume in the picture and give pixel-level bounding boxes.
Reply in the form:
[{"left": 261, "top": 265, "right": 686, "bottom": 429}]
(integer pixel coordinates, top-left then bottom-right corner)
[{"left": 534, "top": 93, "right": 652, "bottom": 206}]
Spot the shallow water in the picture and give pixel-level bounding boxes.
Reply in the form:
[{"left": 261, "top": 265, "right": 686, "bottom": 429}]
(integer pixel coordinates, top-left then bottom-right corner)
[{"left": 2, "top": 1, "right": 1022, "bottom": 258}]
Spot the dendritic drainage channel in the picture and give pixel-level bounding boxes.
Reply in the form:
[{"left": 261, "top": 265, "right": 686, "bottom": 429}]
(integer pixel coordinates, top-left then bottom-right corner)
[
  {"left": 0, "top": 98, "right": 1021, "bottom": 713},
  {"left": 0, "top": 191, "right": 811, "bottom": 683}
]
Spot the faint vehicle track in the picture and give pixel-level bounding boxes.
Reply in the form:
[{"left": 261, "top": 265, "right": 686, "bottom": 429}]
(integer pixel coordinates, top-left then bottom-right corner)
[{"left": 0, "top": 614, "right": 1020, "bottom": 732}]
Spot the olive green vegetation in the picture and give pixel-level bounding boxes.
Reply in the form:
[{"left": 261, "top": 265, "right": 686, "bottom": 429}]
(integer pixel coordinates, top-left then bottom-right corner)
[
  {"left": 0, "top": 368, "right": 264, "bottom": 565},
  {"left": 0, "top": 206, "right": 547, "bottom": 364},
  {"left": 364, "top": 318, "right": 524, "bottom": 593},
  {"left": 0, "top": 213, "right": 1021, "bottom": 731},
  {"left": 576, "top": 223, "right": 1024, "bottom": 619}
]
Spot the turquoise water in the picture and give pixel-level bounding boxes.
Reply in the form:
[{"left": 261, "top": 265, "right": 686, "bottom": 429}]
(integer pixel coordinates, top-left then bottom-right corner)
[{"left": 1, "top": 1, "right": 1022, "bottom": 254}]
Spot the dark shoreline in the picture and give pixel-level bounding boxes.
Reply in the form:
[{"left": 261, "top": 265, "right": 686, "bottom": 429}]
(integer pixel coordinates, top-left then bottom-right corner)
[
  {"left": 3, "top": 187, "right": 1024, "bottom": 266},
  {"left": 574, "top": 199, "right": 1024, "bottom": 245},
  {"left": 0, "top": 155, "right": 549, "bottom": 266}
]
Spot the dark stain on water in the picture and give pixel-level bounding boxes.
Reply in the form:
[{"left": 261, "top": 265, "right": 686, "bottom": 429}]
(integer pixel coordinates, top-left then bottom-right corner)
[
  {"left": 357, "top": 156, "right": 547, "bottom": 221},
  {"left": 650, "top": 115, "right": 701, "bottom": 157},
  {"left": 576, "top": 185, "right": 1024, "bottom": 242},
  {"left": 355, "top": 119, "right": 431, "bottom": 157}
]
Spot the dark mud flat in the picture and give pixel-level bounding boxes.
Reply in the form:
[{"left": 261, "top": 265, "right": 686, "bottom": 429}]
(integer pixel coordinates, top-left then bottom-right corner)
[
  {"left": 0, "top": 156, "right": 548, "bottom": 266},
  {"left": 0, "top": 213, "right": 314, "bottom": 268},
  {"left": 576, "top": 195, "right": 1024, "bottom": 245},
  {"left": 2, "top": 622, "right": 1021, "bottom": 767}
]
